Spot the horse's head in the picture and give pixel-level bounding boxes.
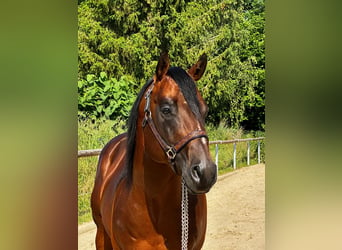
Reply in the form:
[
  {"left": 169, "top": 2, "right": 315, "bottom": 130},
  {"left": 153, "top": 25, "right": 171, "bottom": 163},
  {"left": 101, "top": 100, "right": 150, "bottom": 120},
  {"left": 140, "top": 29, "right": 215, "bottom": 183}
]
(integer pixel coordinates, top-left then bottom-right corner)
[{"left": 142, "top": 52, "right": 217, "bottom": 194}]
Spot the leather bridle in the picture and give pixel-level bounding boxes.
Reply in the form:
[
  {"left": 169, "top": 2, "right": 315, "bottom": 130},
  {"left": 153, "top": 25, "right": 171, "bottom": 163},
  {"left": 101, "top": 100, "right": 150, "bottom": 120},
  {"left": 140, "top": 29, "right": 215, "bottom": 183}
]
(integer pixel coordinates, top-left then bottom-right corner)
[{"left": 142, "top": 81, "right": 208, "bottom": 166}]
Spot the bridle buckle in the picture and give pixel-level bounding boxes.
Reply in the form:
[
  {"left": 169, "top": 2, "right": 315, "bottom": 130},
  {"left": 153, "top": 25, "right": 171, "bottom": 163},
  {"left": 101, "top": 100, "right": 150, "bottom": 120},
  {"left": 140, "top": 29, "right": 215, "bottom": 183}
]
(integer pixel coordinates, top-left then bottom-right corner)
[
  {"left": 166, "top": 147, "right": 177, "bottom": 160},
  {"left": 142, "top": 110, "right": 151, "bottom": 127}
]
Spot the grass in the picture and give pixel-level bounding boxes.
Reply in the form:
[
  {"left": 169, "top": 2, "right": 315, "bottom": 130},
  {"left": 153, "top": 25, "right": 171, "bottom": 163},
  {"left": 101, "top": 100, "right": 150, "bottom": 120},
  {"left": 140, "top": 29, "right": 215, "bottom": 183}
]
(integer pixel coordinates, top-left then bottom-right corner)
[
  {"left": 78, "top": 119, "right": 265, "bottom": 224},
  {"left": 78, "top": 119, "right": 126, "bottom": 223}
]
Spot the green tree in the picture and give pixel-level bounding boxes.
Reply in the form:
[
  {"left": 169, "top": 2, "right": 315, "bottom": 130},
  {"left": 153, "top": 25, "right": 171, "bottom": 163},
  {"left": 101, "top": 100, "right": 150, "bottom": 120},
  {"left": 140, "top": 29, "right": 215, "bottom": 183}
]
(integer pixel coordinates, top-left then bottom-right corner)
[
  {"left": 240, "top": 0, "right": 265, "bottom": 130},
  {"left": 78, "top": 0, "right": 265, "bottom": 129}
]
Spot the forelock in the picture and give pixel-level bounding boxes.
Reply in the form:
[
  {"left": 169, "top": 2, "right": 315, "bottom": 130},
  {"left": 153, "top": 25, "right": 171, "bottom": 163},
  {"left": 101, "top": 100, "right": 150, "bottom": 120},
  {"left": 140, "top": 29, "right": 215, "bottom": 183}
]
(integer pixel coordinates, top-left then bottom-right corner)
[{"left": 166, "top": 67, "right": 201, "bottom": 119}]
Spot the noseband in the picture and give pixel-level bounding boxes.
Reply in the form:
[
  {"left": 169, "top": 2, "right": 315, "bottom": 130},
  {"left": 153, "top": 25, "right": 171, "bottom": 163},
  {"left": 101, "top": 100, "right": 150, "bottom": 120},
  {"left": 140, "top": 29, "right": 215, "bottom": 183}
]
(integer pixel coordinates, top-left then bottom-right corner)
[{"left": 142, "top": 81, "right": 208, "bottom": 167}]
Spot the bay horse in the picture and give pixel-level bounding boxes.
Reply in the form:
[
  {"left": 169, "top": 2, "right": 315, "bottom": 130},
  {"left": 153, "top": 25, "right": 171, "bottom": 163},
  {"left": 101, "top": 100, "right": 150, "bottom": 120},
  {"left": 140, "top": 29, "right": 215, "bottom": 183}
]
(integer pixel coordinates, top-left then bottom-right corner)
[{"left": 91, "top": 52, "right": 217, "bottom": 250}]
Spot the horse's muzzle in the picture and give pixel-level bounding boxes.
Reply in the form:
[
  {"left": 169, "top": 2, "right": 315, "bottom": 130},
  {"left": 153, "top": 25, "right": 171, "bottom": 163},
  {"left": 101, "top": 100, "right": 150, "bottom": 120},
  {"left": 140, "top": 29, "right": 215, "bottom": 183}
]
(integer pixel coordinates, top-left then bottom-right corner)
[{"left": 184, "top": 159, "right": 217, "bottom": 194}]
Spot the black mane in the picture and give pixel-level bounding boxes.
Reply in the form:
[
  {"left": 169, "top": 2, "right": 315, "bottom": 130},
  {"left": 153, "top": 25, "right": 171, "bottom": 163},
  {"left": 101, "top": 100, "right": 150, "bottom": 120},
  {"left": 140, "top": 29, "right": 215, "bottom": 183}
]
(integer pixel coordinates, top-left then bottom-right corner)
[
  {"left": 126, "top": 78, "right": 153, "bottom": 184},
  {"left": 126, "top": 67, "right": 201, "bottom": 183}
]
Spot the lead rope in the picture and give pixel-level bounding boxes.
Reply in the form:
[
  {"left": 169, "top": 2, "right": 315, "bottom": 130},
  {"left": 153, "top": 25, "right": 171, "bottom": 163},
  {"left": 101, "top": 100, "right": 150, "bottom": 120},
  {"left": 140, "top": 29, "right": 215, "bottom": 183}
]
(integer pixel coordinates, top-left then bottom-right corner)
[{"left": 181, "top": 179, "right": 189, "bottom": 250}]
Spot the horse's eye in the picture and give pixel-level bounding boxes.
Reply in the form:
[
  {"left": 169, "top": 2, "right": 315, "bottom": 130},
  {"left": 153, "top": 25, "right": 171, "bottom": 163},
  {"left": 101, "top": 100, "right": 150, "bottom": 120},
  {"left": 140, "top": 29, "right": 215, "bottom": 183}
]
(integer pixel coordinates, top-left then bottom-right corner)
[{"left": 161, "top": 107, "right": 171, "bottom": 115}]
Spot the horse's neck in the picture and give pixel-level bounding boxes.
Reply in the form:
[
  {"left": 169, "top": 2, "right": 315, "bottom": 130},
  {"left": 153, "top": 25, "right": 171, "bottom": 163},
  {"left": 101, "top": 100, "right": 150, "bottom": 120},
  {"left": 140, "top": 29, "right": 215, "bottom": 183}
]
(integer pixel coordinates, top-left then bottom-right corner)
[
  {"left": 131, "top": 124, "right": 183, "bottom": 217},
  {"left": 133, "top": 154, "right": 180, "bottom": 199},
  {"left": 131, "top": 141, "right": 182, "bottom": 206},
  {"left": 145, "top": 158, "right": 181, "bottom": 200},
  {"left": 142, "top": 158, "right": 183, "bottom": 230}
]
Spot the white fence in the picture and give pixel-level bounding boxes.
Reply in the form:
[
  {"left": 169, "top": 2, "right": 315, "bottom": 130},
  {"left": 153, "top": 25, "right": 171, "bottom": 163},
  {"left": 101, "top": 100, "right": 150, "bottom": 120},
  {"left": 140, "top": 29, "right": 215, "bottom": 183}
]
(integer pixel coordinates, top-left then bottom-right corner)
[
  {"left": 209, "top": 137, "right": 265, "bottom": 170},
  {"left": 78, "top": 137, "right": 265, "bottom": 169}
]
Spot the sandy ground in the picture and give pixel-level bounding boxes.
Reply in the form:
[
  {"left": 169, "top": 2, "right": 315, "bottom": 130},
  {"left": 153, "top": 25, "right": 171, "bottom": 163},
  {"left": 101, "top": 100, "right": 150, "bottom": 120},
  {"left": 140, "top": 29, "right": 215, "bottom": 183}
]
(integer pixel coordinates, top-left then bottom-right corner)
[{"left": 78, "top": 164, "right": 265, "bottom": 249}]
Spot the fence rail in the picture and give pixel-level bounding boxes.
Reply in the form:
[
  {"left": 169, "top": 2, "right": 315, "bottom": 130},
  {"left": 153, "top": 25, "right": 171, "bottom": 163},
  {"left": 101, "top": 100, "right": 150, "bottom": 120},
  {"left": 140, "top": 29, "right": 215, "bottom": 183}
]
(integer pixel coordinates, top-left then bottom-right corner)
[
  {"left": 78, "top": 137, "right": 264, "bottom": 169},
  {"left": 209, "top": 137, "right": 265, "bottom": 170},
  {"left": 209, "top": 137, "right": 265, "bottom": 145},
  {"left": 78, "top": 149, "right": 102, "bottom": 158}
]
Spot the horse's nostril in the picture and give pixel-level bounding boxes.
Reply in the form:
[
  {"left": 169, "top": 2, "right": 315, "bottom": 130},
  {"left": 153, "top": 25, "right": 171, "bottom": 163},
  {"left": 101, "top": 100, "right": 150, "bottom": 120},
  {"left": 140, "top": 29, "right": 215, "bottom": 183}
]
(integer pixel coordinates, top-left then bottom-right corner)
[{"left": 192, "top": 165, "right": 201, "bottom": 180}]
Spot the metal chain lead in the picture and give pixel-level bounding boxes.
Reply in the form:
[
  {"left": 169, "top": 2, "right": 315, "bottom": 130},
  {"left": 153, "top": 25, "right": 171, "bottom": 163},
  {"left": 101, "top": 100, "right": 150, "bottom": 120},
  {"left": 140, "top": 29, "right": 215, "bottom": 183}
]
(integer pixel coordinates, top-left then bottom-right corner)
[{"left": 181, "top": 179, "right": 189, "bottom": 250}]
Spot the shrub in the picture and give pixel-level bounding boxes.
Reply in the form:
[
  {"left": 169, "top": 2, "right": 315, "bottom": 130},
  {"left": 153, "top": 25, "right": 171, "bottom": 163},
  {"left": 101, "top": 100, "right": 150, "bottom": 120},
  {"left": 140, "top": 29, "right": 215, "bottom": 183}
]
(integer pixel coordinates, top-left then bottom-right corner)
[{"left": 78, "top": 72, "right": 137, "bottom": 121}]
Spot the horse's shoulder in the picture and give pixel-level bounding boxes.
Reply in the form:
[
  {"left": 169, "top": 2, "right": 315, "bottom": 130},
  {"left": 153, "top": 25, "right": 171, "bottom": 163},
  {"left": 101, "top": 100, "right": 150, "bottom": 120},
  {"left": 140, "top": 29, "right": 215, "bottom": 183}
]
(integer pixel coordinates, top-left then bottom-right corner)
[
  {"left": 103, "top": 132, "right": 128, "bottom": 152},
  {"left": 93, "top": 133, "right": 128, "bottom": 199},
  {"left": 99, "top": 132, "right": 127, "bottom": 166}
]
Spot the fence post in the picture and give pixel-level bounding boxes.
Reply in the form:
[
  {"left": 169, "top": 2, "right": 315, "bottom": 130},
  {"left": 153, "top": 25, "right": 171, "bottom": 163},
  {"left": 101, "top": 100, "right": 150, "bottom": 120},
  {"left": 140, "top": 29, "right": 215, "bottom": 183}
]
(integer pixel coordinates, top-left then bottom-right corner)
[
  {"left": 257, "top": 140, "right": 261, "bottom": 164},
  {"left": 247, "top": 141, "right": 250, "bottom": 166},
  {"left": 215, "top": 144, "right": 219, "bottom": 170},
  {"left": 233, "top": 142, "right": 236, "bottom": 170}
]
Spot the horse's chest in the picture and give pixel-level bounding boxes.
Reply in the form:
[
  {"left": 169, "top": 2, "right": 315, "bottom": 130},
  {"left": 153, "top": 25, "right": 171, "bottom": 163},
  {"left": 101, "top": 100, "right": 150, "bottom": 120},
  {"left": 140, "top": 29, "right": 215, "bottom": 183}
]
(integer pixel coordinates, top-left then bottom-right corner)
[{"left": 112, "top": 192, "right": 166, "bottom": 246}]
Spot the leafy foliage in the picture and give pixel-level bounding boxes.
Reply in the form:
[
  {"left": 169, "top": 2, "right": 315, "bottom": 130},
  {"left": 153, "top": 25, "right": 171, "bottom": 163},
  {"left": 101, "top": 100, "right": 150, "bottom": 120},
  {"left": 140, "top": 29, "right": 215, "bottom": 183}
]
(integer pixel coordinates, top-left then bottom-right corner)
[
  {"left": 78, "top": 0, "right": 265, "bottom": 129},
  {"left": 78, "top": 72, "right": 137, "bottom": 120}
]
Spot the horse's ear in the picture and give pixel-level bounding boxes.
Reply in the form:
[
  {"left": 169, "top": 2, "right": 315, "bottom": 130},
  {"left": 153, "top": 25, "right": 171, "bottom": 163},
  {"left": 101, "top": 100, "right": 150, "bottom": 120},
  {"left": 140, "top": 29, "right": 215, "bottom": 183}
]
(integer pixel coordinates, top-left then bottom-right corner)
[
  {"left": 155, "top": 51, "right": 170, "bottom": 82},
  {"left": 188, "top": 53, "right": 207, "bottom": 81}
]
